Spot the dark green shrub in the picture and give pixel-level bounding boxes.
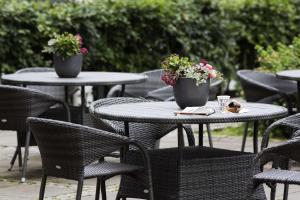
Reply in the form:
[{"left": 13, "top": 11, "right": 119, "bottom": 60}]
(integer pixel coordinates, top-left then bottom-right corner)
[
  {"left": 0, "top": 0, "right": 236, "bottom": 77},
  {"left": 1, "top": 0, "right": 299, "bottom": 81},
  {"left": 218, "top": 0, "right": 298, "bottom": 69}
]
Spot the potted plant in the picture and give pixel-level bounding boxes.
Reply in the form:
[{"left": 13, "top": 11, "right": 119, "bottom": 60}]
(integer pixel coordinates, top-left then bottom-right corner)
[
  {"left": 43, "top": 33, "right": 88, "bottom": 78},
  {"left": 161, "top": 54, "right": 222, "bottom": 109}
]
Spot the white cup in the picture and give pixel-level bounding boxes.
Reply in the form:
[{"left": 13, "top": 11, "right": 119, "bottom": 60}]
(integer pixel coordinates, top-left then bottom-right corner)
[{"left": 217, "top": 95, "right": 230, "bottom": 112}]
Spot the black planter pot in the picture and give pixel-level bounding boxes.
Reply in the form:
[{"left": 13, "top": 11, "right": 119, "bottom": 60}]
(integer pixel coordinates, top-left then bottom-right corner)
[
  {"left": 53, "top": 54, "right": 82, "bottom": 78},
  {"left": 173, "top": 78, "right": 210, "bottom": 109}
]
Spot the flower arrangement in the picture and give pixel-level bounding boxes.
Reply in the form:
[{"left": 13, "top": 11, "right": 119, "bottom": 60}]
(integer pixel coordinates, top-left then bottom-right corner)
[
  {"left": 161, "top": 54, "right": 222, "bottom": 86},
  {"left": 43, "top": 33, "right": 88, "bottom": 59}
]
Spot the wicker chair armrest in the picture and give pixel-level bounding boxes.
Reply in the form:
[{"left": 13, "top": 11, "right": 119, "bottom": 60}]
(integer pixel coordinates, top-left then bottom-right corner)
[
  {"left": 261, "top": 113, "right": 300, "bottom": 150},
  {"left": 127, "top": 140, "right": 152, "bottom": 174},
  {"left": 106, "top": 85, "right": 122, "bottom": 97},
  {"left": 256, "top": 135, "right": 300, "bottom": 168}
]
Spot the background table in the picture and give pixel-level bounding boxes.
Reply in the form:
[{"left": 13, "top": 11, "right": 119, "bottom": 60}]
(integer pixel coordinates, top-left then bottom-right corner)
[
  {"left": 93, "top": 101, "right": 288, "bottom": 153},
  {"left": 276, "top": 69, "right": 300, "bottom": 111},
  {"left": 2, "top": 71, "right": 147, "bottom": 124}
]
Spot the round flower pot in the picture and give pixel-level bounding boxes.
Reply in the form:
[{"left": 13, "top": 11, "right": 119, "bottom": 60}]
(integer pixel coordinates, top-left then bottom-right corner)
[
  {"left": 173, "top": 78, "right": 210, "bottom": 109},
  {"left": 53, "top": 54, "right": 82, "bottom": 78}
]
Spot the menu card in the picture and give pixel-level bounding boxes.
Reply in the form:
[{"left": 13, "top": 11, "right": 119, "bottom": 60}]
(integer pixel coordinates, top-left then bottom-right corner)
[{"left": 175, "top": 106, "right": 215, "bottom": 116}]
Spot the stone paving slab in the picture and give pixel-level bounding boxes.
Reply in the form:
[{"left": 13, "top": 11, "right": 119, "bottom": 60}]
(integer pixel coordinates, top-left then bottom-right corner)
[{"left": 1, "top": 126, "right": 300, "bottom": 200}]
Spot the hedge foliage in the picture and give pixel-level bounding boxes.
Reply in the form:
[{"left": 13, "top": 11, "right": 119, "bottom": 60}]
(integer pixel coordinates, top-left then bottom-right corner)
[{"left": 1, "top": 0, "right": 300, "bottom": 78}]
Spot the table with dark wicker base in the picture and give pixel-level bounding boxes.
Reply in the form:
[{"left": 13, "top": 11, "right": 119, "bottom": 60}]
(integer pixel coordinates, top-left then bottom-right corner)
[{"left": 91, "top": 101, "right": 288, "bottom": 200}]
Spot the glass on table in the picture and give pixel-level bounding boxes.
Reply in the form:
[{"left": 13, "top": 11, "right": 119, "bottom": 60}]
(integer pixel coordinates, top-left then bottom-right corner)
[{"left": 217, "top": 95, "right": 230, "bottom": 112}]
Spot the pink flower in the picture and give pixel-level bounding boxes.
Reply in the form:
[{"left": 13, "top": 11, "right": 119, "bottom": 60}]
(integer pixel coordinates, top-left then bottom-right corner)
[
  {"left": 76, "top": 34, "right": 83, "bottom": 46},
  {"left": 208, "top": 70, "right": 217, "bottom": 78},
  {"left": 205, "top": 64, "right": 214, "bottom": 70},
  {"left": 80, "top": 47, "right": 88, "bottom": 55}
]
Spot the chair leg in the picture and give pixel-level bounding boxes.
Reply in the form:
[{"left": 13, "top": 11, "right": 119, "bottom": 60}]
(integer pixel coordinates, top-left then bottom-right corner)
[
  {"left": 95, "top": 178, "right": 100, "bottom": 200},
  {"left": 17, "top": 145, "right": 22, "bottom": 168},
  {"left": 21, "top": 129, "right": 31, "bottom": 183},
  {"left": 270, "top": 184, "right": 277, "bottom": 200},
  {"left": 241, "top": 122, "right": 249, "bottom": 152},
  {"left": 206, "top": 124, "right": 213, "bottom": 147},
  {"left": 283, "top": 184, "right": 289, "bottom": 200},
  {"left": 39, "top": 174, "right": 47, "bottom": 200},
  {"left": 76, "top": 179, "right": 84, "bottom": 200},
  {"left": 100, "top": 179, "right": 107, "bottom": 200},
  {"left": 8, "top": 147, "right": 19, "bottom": 171}
]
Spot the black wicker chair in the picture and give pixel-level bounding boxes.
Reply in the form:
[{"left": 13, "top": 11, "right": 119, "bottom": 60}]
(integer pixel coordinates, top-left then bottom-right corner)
[
  {"left": 27, "top": 117, "right": 154, "bottom": 200},
  {"left": 237, "top": 70, "right": 297, "bottom": 152},
  {"left": 254, "top": 113, "right": 300, "bottom": 200},
  {"left": 107, "top": 69, "right": 166, "bottom": 98},
  {"left": 89, "top": 97, "right": 195, "bottom": 149},
  {"left": 0, "top": 85, "right": 70, "bottom": 182},
  {"left": 254, "top": 132, "right": 300, "bottom": 200}
]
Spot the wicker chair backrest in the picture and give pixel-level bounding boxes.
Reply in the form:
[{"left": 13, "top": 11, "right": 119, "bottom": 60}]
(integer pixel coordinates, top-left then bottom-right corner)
[
  {"left": 0, "top": 85, "right": 59, "bottom": 131},
  {"left": 237, "top": 70, "right": 279, "bottom": 102},
  {"left": 27, "top": 117, "right": 129, "bottom": 180},
  {"left": 124, "top": 69, "right": 165, "bottom": 97},
  {"left": 16, "top": 67, "right": 65, "bottom": 100},
  {"left": 90, "top": 97, "right": 174, "bottom": 149}
]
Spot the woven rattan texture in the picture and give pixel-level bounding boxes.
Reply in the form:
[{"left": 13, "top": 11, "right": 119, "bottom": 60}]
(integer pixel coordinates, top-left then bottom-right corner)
[
  {"left": 93, "top": 101, "right": 287, "bottom": 124},
  {"left": 28, "top": 117, "right": 133, "bottom": 180},
  {"left": 118, "top": 147, "right": 266, "bottom": 200},
  {"left": 2, "top": 71, "right": 147, "bottom": 86},
  {"left": 254, "top": 169, "right": 300, "bottom": 185},
  {"left": 90, "top": 98, "right": 195, "bottom": 149},
  {"left": 0, "top": 85, "right": 67, "bottom": 131},
  {"left": 237, "top": 70, "right": 297, "bottom": 103}
]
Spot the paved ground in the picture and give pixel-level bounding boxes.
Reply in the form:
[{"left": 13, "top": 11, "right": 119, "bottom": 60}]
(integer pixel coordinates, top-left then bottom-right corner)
[{"left": 1, "top": 125, "right": 300, "bottom": 200}]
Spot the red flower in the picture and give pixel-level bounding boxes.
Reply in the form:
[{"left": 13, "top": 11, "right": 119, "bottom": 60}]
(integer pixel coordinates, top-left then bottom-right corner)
[
  {"left": 80, "top": 47, "right": 88, "bottom": 55},
  {"left": 200, "top": 58, "right": 208, "bottom": 65}
]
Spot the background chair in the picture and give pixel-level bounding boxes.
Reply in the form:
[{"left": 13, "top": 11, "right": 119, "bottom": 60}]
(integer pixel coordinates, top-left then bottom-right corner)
[
  {"left": 0, "top": 85, "right": 70, "bottom": 182},
  {"left": 27, "top": 117, "right": 154, "bottom": 200},
  {"left": 254, "top": 113, "right": 300, "bottom": 200},
  {"left": 89, "top": 97, "right": 195, "bottom": 149},
  {"left": 254, "top": 131, "right": 300, "bottom": 200},
  {"left": 107, "top": 69, "right": 166, "bottom": 98},
  {"left": 237, "top": 70, "right": 297, "bottom": 151}
]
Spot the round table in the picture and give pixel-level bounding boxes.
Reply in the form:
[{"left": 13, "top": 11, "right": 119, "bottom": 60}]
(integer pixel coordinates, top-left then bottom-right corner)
[
  {"left": 276, "top": 69, "right": 300, "bottom": 111},
  {"left": 92, "top": 101, "right": 288, "bottom": 153},
  {"left": 2, "top": 71, "right": 147, "bottom": 123}
]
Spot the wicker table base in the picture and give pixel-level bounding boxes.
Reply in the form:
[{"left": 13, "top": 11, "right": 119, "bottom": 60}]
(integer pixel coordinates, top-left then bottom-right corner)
[{"left": 118, "top": 146, "right": 266, "bottom": 200}]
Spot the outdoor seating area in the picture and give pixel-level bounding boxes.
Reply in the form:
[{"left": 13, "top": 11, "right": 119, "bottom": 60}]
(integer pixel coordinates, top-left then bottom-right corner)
[{"left": 2, "top": 0, "right": 300, "bottom": 200}]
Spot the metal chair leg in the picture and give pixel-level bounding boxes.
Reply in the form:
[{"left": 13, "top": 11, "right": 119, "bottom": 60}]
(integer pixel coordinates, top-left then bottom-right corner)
[
  {"left": 17, "top": 145, "right": 22, "bottom": 168},
  {"left": 8, "top": 147, "right": 19, "bottom": 171},
  {"left": 270, "top": 184, "right": 277, "bottom": 200},
  {"left": 100, "top": 179, "right": 107, "bottom": 200},
  {"left": 206, "top": 124, "right": 213, "bottom": 147},
  {"left": 95, "top": 178, "right": 100, "bottom": 200},
  {"left": 283, "top": 184, "right": 289, "bottom": 200},
  {"left": 39, "top": 174, "right": 47, "bottom": 200},
  {"left": 241, "top": 122, "right": 249, "bottom": 152},
  {"left": 21, "top": 129, "right": 31, "bottom": 183},
  {"left": 76, "top": 179, "right": 84, "bottom": 200}
]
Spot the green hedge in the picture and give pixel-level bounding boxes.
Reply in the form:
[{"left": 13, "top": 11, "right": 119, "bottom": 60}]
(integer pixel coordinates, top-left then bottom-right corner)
[{"left": 1, "top": 0, "right": 300, "bottom": 79}]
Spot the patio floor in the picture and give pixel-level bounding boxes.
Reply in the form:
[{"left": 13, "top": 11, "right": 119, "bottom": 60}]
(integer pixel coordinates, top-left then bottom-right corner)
[{"left": 1, "top": 124, "right": 300, "bottom": 200}]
